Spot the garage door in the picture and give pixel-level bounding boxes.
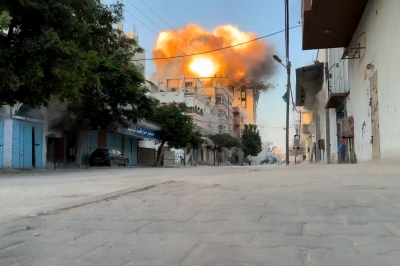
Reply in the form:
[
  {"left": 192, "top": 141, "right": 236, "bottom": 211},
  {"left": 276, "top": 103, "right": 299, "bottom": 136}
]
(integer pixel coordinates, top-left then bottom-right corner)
[{"left": 12, "top": 120, "right": 44, "bottom": 168}]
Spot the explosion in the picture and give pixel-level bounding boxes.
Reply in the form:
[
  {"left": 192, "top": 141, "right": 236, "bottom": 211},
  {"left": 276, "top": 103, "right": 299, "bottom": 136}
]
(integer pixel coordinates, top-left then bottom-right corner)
[
  {"left": 189, "top": 59, "right": 215, "bottom": 77},
  {"left": 152, "top": 23, "right": 275, "bottom": 84}
]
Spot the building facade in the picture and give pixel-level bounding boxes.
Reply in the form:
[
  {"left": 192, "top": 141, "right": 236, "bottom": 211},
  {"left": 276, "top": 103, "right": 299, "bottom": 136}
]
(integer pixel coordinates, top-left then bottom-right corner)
[
  {"left": 0, "top": 104, "right": 47, "bottom": 169},
  {"left": 299, "top": 0, "right": 400, "bottom": 163}
]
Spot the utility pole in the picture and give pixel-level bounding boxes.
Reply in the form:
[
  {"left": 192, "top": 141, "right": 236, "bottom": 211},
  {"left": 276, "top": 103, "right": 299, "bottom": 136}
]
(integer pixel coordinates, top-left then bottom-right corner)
[
  {"left": 271, "top": 0, "right": 291, "bottom": 166},
  {"left": 284, "top": 0, "right": 290, "bottom": 166},
  {"left": 286, "top": 62, "right": 291, "bottom": 165}
]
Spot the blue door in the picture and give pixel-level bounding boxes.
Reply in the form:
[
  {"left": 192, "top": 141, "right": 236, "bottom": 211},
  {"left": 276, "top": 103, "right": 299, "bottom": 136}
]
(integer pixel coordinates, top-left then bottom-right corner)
[
  {"left": 82, "top": 131, "right": 98, "bottom": 165},
  {"left": 12, "top": 120, "right": 21, "bottom": 168},
  {"left": 124, "top": 137, "right": 138, "bottom": 165},
  {"left": 34, "top": 125, "right": 43, "bottom": 168},
  {"left": 106, "top": 133, "right": 122, "bottom": 151},
  {"left": 23, "top": 126, "right": 33, "bottom": 168},
  {"left": 0, "top": 119, "right": 4, "bottom": 168},
  {"left": 12, "top": 120, "right": 44, "bottom": 168}
]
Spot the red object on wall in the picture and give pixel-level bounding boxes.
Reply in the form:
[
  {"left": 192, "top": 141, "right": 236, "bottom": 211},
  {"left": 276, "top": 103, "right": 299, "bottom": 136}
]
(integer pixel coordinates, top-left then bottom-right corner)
[
  {"left": 349, "top": 116, "right": 354, "bottom": 136},
  {"left": 339, "top": 116, "right": 354, "bottom": 138}
]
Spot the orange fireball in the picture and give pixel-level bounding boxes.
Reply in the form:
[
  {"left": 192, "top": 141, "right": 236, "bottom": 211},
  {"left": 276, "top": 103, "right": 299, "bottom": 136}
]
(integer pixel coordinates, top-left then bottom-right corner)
[{"left": 152, "top": 23, "right": 274, "bottom": 84}]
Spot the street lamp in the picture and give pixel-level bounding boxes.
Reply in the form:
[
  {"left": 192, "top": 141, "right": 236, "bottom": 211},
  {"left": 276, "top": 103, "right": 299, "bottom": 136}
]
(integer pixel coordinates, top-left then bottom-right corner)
[
  {"left": 273, "top": 54, "right": 291, "bottom": 166},
  {"left": 273, "top": 55, "right": 283, "bottom": 64}
]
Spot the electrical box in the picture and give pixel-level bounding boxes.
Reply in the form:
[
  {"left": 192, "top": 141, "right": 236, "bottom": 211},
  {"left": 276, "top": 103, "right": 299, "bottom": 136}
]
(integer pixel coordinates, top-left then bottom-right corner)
[{"left": 338, "top": 116, "right": 354, "bottom": 138}]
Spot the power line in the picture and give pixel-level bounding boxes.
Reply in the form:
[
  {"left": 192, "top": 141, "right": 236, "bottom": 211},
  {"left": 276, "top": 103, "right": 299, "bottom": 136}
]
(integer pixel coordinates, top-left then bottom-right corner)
[
  {"left": 124, "top": 10, "right": 187, "bottom": 55},
  {"left": 138, "top": 0, "right": 200, "bottom": 53},
  {"left": 125, "top": 0, "right": 190, "bottom": 54},
  {"left": 289, "top": 87, "right": 299, "bottom": 113},
  {"left": 130, "top": 25, "right": 302, "bottom": 61}
]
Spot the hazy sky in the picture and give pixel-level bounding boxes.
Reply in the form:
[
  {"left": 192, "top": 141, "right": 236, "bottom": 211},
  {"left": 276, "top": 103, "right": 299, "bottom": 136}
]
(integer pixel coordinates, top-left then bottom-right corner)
[{"left": 104, "top": 0, "right": 317, "bottom": 149}]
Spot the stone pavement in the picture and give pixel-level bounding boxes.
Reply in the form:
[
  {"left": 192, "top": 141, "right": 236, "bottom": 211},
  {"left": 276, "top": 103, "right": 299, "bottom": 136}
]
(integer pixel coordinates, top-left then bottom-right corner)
[
  {"left": 0, "top": 165, "right": 248, "bottom": 222},
  {"left": 1, "top": 162, "right": 400, "bottom": 265}
]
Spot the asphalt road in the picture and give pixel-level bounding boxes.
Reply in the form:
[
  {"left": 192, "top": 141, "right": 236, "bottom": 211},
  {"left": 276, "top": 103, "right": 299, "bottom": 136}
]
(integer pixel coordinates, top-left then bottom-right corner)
[{"left": 1, "top": 162, "right": 400, "bottom": 265}]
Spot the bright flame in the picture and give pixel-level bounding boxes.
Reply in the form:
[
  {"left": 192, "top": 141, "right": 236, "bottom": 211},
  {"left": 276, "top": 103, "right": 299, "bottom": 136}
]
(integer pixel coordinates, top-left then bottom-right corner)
[
  {"left": 156, "top": 32, "right": 168, "bottom": 49},
  {"left": 152, "top": 23, "right": 274, "bottom": 83},
  {"left": 214, "top": 25, "right": 251, "bottom": 50},
  {"left": 190, "top": 59, "right": 215, "bottom": 77}
]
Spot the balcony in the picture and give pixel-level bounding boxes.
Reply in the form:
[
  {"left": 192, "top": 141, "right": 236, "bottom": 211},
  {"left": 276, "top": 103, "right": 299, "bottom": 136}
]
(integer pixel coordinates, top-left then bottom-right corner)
[
  {"left": 232, "top": 106, "right": 240, "bottom": 113},
  {"left": 218, "top": 112, "right": 228, "bottom": 123},
  {"left": 302, "top": 0, "right": 369, "bottom": 50},
  {"left": 187, "top": 107, "right": 204, "bottom": 117},
  {"left": 233, "top": 118, "right": 240, "bottom": 126},
  {"left": 215, "top": 96, "right": 229, "bottom": 111},
  {"left": 215, "top": 88, "right": 229, "bottom": 98}
]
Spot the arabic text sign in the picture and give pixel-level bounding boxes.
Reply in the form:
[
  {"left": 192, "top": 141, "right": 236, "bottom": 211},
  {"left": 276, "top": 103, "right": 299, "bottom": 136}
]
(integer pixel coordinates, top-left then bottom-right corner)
[{"left": 118, "top": 126, "right": 160, "bottom": 139}]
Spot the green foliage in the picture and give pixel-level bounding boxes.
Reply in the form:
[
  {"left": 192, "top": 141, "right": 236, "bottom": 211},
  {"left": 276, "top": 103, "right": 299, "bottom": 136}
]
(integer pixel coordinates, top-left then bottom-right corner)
[
  {"left": 152, "top": 102, "right": 195, "bottom": 165},
  {"left": 241, "top": 124, "right": 262, "bottom": 159},
  {"left": 68, "top": 56, "right": 159, "bottom": 130},
  {"left": 209, "top": 133, "right": 241, "bottom": 152},
  {"left": 0, "top": 0, "right": 141, "bottom": 107},
  {"left": 209, "top": 133, "right": 241, "bottom": 165},
  {"left": 0, "top": 11, "right": 12, "bottom": 29},
  {"left": 152, "top": 102, "right": 195, "bottom": 149},
  {"left": 188, "top": 131, "right": 205, "bottom": 150}
]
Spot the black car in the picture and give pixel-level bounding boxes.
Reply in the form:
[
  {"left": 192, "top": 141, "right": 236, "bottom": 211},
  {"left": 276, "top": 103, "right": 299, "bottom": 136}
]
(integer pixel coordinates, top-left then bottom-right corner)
[{"left": 89, "top": 148, "right": 129, "bottom": 166}]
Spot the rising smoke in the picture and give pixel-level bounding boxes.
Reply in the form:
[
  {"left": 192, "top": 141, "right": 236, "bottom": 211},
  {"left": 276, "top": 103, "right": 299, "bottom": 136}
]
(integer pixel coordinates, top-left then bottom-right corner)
[{"left": 152, "top": 24, "right": 277, "bottom": 86}]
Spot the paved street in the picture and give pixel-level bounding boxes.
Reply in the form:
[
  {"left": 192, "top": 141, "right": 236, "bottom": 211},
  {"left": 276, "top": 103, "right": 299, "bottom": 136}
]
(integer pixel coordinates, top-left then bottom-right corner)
[{"left": 1, "top": 162, "right": 400, "bottom": 265}]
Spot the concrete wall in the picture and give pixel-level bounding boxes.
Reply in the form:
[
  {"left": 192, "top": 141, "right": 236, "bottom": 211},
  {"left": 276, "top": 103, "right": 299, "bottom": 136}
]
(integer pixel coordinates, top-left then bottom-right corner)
[
  {"left": 345, "top": 0, "right": 399, "bottom": 161},
  {"left": 3, "top": 118, "right": 13, "bottom": 168},
  {"left": 152, "top": 92, "right": 185, "bottom": 104}
]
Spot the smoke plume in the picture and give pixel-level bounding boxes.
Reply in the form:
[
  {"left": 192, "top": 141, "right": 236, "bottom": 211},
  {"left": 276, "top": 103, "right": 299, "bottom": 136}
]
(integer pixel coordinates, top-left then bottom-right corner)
[{"left": 152, "top": 24, "right": 276, "bottom": 85}]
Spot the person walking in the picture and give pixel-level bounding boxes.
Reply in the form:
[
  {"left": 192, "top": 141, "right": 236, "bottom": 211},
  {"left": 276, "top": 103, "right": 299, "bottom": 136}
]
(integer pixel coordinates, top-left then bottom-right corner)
[{"left": 338, "top": 137, "right": 346, "bottom": 164}]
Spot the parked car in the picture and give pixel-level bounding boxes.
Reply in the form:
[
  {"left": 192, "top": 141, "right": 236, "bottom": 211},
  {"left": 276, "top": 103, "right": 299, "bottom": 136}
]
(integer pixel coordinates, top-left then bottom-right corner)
[{"left": 89, "top": 148, "right": 129, "bottom": 166}]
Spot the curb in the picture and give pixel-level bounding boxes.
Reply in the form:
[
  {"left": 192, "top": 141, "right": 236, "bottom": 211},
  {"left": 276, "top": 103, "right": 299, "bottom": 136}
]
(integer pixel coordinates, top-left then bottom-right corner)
[{"left": 0, "top": 180, "right": 176, "bottom": 225}]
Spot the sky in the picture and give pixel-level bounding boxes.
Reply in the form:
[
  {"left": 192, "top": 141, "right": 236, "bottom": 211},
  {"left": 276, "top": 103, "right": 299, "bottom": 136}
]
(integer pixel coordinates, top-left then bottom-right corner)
[{"left": 103, "top": 0, "right": 317, "bottom": 149}]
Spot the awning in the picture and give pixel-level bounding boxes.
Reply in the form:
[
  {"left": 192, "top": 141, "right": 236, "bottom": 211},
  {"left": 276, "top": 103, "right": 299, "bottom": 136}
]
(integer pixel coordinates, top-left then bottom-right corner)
[
  {"left": 325, "top": 93, "right": 349, "bottom": 109},
  {"left": 295, "top": 63, "right": 324, "bottom": 106},
  {"left": 302, "top": 0, "right": 368, "bottom": 50}
]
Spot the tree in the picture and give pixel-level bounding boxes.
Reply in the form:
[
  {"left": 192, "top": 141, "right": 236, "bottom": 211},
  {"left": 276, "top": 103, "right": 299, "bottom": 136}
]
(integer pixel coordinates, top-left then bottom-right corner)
[
  {"left": 187, "top": 131, "right": 205, "bottom": 166},
  {"left": 0, "top": 0, "right": 130, "bottom": 107},
  {"left": 68, "top": 56, "right": 159, "bottom": 166},
  {"left": 152, "top": 103, "right": 195, "bottom": 166},
  {"left": 209, "top": 133, "right": 241, "bottom": 166},
  {"left": 0, "top": 11, "right": 12, "bottom": 29},
  {"left": 241, "top": 124, "right": 262, "bottom": 165}
]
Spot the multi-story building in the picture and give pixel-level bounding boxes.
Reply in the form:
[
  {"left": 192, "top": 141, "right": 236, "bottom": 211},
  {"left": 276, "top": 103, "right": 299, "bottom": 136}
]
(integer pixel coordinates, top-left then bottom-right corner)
[
  {"left": 298, "top": 0, "right": 400, "bottom": 163},
  {"left": 151, "top": 78, "right": 220, "bottom": 136},
  {"left": 230, "top": 85, "right": 256, "bottom": 125},
  {"left": 150, "top": 77, "right": 240, "bottom": 164},
  {"left": 232, "top": 106, "right": 245, "bottom": 139},
  {"left": 118, "top": 24, "right": 146, "bottom": 76},
  {"left": 201, "top": 81, "right": 234, "bottom": 135}
]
